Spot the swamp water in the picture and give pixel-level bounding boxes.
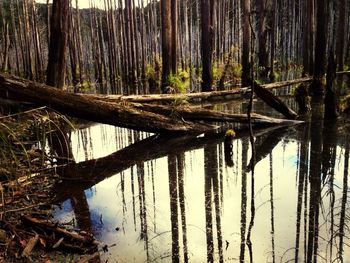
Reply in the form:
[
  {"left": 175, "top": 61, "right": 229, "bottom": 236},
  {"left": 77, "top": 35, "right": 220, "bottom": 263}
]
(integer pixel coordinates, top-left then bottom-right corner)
[{"left": 52, "top": 99, "right": 350, "bottom": 263}]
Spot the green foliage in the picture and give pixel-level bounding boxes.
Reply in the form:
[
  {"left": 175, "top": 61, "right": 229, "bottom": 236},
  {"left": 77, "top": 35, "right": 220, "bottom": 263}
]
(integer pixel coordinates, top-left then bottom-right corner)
[
  {"left": 167, "top": 70, "right": 190, "bottom": 93},
  {"left": 213, "top": 62, "right": 224, "bottom": 80},
  {"left": 225, "top": 129, "right": 236, "bottom": 138},
  {"left": 145, "top": 63, "right": 156, "bottom": 78}
]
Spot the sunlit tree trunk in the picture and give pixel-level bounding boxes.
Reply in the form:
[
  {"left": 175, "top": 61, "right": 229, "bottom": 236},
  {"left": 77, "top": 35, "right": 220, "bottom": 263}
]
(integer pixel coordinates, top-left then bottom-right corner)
[{"left": 171, "top": 0, "right": 177, "bottom": 74}]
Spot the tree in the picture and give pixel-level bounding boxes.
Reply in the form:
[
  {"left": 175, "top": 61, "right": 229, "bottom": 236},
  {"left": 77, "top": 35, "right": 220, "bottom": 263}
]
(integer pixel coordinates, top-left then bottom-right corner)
[
  {"left": 46, "top": 0, "right": 69, "bottom": 88},
  {"left": 201, "top": 0, "right": 215, "bottom": 92},
  {"left": 257, "top": 0, "right": 269, "bottom": 76},
  {"left": 313, "top": 0, "right": 327, "bottom": 78},
  {"left": 336, "top": 0, "right": 347, "bottom": 71},
  {"left": 241, "top": 0, "right": 251, "bottom": 87},
  {"left": 160, "top": 0, "right": 172, "bottom": 92},
  {"left": 312, "top": 0, "right": 328, "bottom": 95}
]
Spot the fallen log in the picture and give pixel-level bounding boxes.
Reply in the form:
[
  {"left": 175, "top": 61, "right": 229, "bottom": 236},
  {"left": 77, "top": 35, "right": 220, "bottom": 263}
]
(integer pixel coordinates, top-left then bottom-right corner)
[
  {"left": 21, "top": 215, "right": 101, "bottom": 248},
  {"left": 252, "top": 80, "right": 298, "bottom": 119},
  {"left": 0, "top": 73, "right": 302, "bottom": 136},
  {"left": 83, "top": 77, "right": 314, "bottom": 104},
  {"left": 134, "top": 103, "right": 303, "bottom": 125},
  {"left": 0, "top": 73, "right": 217, "bottom": 134}
]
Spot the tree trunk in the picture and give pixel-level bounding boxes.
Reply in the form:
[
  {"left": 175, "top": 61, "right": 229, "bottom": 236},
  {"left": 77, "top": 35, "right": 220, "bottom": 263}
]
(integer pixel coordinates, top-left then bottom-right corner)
[
  {"left": 324, "top": 51, "right": 339, "bottom": 119},
  {"left": 46, "top": 0, "right": 69, "bottom": 88},
  {"left": 0, "top": 73, "right": 217, "bottom": 134},
  {"left": 201, "top": 0, "right": 215, "bottom": 91},
  {"left": 241, "top": 0, "right": 251, "bottom": 86},
  {"left": 336, "top": 0, "right": 346, "bottom": 71},
  {"left": 257, "top": 0, "right": 268, "bottom": 75},
  {"left": 314, "top": 0, "right": 327, "bottom": 78},
  {"left": 161, "top": 0, "right": 172, "bottom": 92},
  {"left": 171, "top": 0, "right": 178, "bottom": 74}
]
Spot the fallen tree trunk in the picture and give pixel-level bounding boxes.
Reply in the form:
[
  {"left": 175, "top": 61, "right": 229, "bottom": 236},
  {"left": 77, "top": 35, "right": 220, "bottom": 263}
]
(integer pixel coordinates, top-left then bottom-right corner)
[
  {"left": 134, "top": 103, "right": 303, "bottom": 125},
  {"left": 252, "top": 80, "right": 298, "bottom": 119},
  {"left": 0, "top": 73, "right": 217, "bottom": 134},
  {"left": 84, "top": 71, "right": 350, "bottom": 105},
  {"left": 83, "top": 77, "right": 314, "bottom": 104},
  {"left": 0, "top": 73, "right": 302, "bottom": 135}
]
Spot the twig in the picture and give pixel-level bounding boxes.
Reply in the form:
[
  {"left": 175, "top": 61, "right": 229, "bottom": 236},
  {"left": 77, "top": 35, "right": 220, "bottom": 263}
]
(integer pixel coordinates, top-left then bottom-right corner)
[
  {"left": 21, "top": 233, "right": 39, "bottom": 258},
  {"left": 3, "top": 203, "right": 46, "bottom": 214},
  {"left": 0, "top": 183, "right": 4, "bottom": 219},
  {"left": 0, "top": 106, "right": 47, "bottom": 120}
]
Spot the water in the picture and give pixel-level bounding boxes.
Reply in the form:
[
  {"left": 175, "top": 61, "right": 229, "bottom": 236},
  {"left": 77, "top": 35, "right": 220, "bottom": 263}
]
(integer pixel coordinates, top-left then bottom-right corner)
[{"left": 53, "top": 102, "right": 350, "bottom": 262}]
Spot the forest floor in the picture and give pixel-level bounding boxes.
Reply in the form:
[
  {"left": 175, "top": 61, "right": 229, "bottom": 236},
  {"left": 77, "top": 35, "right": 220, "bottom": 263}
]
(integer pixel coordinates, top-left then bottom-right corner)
[{"left": 0, "top": 108, "right": 100, "bottom": 262}]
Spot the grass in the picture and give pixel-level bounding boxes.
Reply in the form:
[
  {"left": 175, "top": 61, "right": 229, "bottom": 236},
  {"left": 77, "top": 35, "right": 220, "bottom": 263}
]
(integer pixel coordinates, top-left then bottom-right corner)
[{"left": 0, "top": 107, "right": 75, "bottom": 181}]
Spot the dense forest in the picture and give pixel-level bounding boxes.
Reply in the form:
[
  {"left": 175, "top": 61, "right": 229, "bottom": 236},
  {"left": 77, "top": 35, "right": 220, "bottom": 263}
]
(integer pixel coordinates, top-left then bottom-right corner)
[{"left": 0, "top": 0, "right": 349, "bottom": 95}]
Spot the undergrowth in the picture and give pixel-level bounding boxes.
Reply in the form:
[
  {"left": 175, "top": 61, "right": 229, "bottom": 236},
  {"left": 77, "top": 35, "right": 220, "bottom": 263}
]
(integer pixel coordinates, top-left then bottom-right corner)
[{"left": 0, "top": 107, "right": 74, "bottom": 182}]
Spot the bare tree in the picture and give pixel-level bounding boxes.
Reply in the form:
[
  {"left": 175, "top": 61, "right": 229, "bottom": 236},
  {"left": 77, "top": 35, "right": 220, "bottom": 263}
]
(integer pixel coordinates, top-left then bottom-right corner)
[{"left": 46, "top": 0, "right": 69, "bottom": 88}]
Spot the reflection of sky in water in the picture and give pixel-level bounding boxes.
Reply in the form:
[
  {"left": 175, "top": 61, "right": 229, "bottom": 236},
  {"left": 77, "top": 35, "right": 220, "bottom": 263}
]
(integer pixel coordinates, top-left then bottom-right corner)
[{"left": 54, "top": 124, "right": 350, "bottom": 262}]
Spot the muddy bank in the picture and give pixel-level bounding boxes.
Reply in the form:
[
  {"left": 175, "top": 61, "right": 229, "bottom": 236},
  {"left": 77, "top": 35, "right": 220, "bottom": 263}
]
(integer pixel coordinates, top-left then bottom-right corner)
[{"left": 0, "top": 108, "right": 102, "bottom": 262}]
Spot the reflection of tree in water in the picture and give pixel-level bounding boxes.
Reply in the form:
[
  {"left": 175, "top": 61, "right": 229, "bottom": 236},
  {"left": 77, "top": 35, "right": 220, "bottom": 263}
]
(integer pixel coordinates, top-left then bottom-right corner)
[
  {"left": 269, "top": 154, "right": 276, "bottom": 263},
  {"left": 240, "top": 140, "right": 248, "bottom": 263},
  {"left": 295, "top": 121, "right": 310, "bottom": 262},
  {"left": 204, "top": 142, "right": 224, "bottom": 263},
  {"left": 168, "top": 154, "right": 180, "bottom": 263},
  {"left": 338, "top": 141, "right": 349, "bottom": 262},
  {"left": 55, "top": 118, "right": 350, "bottom": 262}
]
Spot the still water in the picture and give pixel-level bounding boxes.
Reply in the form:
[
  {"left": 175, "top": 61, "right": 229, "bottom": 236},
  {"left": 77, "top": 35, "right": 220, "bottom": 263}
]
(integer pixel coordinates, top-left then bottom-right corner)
[{"left": 53, "top": 102, "right": 350, "bottom": 262}]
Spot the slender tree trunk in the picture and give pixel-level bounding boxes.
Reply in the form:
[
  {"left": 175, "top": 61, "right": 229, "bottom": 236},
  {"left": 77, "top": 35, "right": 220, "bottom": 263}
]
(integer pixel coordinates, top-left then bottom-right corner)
[
  {"left": 171, "top": 0, "right": 177, "bottom": 74},
  {"left": 257, "top": 0, "right": 268, "bottom": 75},
  {"left": 241, "top": 0, "right": 251, "bottom": 86},
  {"left": 161, "top": 0, "right": 172, "bottom": 92}
]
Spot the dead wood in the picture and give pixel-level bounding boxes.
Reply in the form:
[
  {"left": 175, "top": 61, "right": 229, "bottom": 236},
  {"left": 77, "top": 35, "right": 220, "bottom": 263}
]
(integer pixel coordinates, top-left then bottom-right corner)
[
  {"left": 21, "top": 233, "right": 39, "bottom": 258},
  {"left": 252, "top": 80, "right": 298, "bottom": 119},
  {"left": 20, "top": 215, "right": 100, "bottom": 247},
  {"left": 83, "top": 77, "right": 314, "bottom": 104},
  {"left": 0, "top": 73, "right": 304, "bottom": 137},
  {"left": 0, "top": 73, "right": 217, "bottom": 134},
  {"left": 134, "top": 103, "right": 303, "bottom": 125}
]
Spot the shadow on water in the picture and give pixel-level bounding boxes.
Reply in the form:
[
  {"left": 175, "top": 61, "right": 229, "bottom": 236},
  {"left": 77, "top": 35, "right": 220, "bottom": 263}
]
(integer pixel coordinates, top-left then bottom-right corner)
[{"left": 52, "top": 103, "right": 350, "bottom": 262}]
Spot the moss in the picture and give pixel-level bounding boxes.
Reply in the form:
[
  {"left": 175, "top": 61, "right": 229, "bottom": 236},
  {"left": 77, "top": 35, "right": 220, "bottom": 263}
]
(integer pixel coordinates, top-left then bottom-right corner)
[{"left": 225, "top": 129, "right": 236, "bottom": 139}]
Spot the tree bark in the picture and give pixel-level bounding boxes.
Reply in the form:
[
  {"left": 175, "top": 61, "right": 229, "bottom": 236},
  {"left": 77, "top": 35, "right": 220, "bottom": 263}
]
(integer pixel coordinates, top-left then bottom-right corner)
[
  {"left": 241, "top": 0, "right": 251, "bottom": 86},
  {"left": 84, "top": 77, "right": 314, "bottom": 104},
  {"left": 201, "top": 0, "right": 215, "bottom": 91},
  {"left": 336, "top": 0, "right": 347, "bottom": 71},
  {"left": 161, "top": 0, "right": 172, "bottom": 92},
  {"left": 46, "top": 0, "right": 69, "bottom": 89},
  {"left": 0, "top": 73, "right": 216, "bottom": 134},
  {"left": 252, "top": 81, "right": 298, "bottom": 119}
]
